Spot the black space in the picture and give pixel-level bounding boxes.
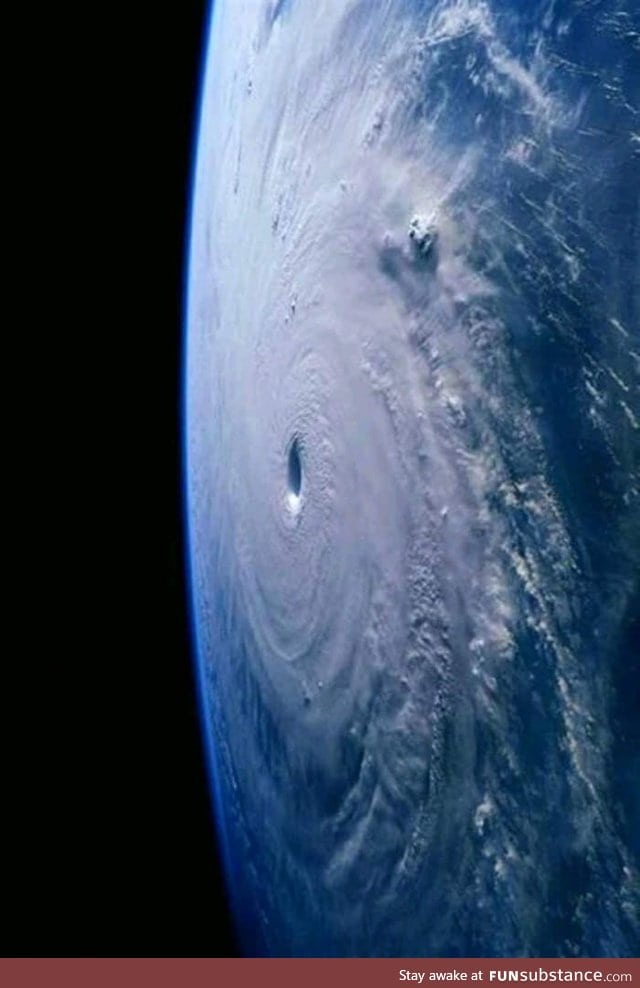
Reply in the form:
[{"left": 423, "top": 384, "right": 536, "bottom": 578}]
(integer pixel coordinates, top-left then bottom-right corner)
[{"left": 3, "top": 2, "right": 239, "bottom": 956}]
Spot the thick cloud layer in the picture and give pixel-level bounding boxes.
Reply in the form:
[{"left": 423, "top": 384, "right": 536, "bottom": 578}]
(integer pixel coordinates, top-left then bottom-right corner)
[{"left": 186, "top": 0, "right": 640, "bottom": 956}]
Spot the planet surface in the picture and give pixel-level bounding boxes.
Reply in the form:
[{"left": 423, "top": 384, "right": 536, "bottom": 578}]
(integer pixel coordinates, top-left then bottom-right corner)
[{"left": 185, "top": 0, "right": 640, "bottom": 957}]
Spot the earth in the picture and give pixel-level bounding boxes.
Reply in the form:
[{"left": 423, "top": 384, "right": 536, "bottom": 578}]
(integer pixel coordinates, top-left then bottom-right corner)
[{"left": 185, "top": 0, "right": 640, "bottom": 957}]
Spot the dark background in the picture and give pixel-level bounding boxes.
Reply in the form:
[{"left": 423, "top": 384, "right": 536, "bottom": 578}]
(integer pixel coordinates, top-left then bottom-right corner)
[{"left": 3, "top": 0, "right": 239, "bottom": 956}]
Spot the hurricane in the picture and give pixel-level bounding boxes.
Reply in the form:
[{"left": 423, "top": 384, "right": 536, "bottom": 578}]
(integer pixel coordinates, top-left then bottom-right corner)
[{"left": 185, "top": 0, "right": 640, "bottom": 956}]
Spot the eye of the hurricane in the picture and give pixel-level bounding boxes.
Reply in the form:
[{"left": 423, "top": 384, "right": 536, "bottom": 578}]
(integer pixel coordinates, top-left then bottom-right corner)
[{"left": 286, "top": 438, "right": 303, "bottom": 512}]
